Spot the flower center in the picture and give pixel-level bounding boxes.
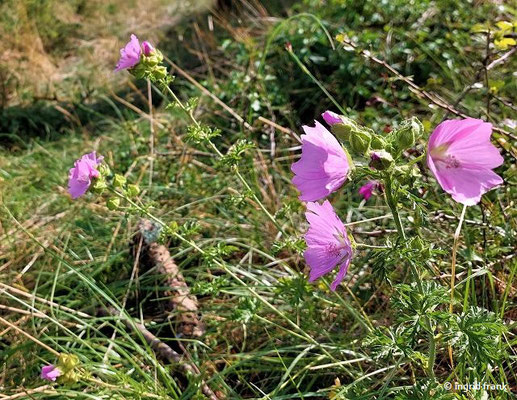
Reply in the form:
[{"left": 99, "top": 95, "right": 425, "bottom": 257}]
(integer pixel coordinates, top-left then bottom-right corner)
[
  {"left": 325, "top": 232, "right": 350, "bottom": 258},
  {"left": 325, "top": 243, "right": 343, "bottom": 257},
  {"left": 443, "top": 154, "right": 460, "bottom": 169},
  {"left": 431, "top": 143, "right": 460, "bottom": 169}
]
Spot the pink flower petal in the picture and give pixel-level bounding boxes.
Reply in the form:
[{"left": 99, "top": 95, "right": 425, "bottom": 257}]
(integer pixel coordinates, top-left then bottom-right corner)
[
  {"left": 115, "top": 34, "right": 142, "bottom": 71},
  {"left": 427, "top": 118, "right": 504, "bottom": 206},
  {"left": 358, "top": 180, "right": 379, "bottom": 201},
  {"left": 291, "top": 121, "right": 349, "bottom": 201},
  {"left": 41, "top": 365, "right": 61, "bottom": 381},
  {"left": 321, "top": 110, "right": 343, "bottom": 126},
  {"left": 303, "top": 200, "right": 353, "bottom": 291},
  {"left": 68, "top": 152, "right": 103, "bottom": 199}
]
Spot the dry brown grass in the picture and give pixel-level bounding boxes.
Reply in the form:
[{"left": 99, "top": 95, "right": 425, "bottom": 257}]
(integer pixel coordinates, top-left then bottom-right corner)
[{"left": 0, "top": 0, "right": 214, "bottom": 107}]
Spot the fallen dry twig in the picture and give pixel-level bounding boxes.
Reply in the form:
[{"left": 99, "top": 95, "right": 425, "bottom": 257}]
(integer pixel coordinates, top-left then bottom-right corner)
[
  {"left": 135, "top": 219, "right": 205, "bottom": 338},
  {"left": 97, "top": 307, "right": 219, "bottom": 400}
]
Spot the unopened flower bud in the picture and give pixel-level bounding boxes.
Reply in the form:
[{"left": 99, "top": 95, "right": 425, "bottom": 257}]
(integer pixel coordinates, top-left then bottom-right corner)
[
  {"left": 152, "top": 65, "right": 168, "bottom": 81},
  {"left": 394, "top": 164, "right": 421, "bottom": 185},
  {"left": 370, "top": 135, "right": 387, "bottom": 150},
  {"left": 369, "top": 150, "right": 394, "bottom": 170},
  {"left": 107, "top": 197, "right": 121, "bottom": 210},
  {"left": 144, "top": 49, "right": 164, "bottom": 67},
  {"left": 58, "top": 354, "right": 79, "bottom": 372},
  {"left": 142, "top": 41, "right": 154, "bottom": 56},
  {"left": 91, "top": 177, "right": 107, "bottom": 194},
  {"left": 321, "top": 110, "right": 343, "bottom": 126},
  {"left": 126, "top": 184, "right": 140, "bottom": 197},
  {"left": 349, "top": 129, "right": 371, "bottom": 155},
  {"left": 391, "top": 117, "right": 423, "bottom": 154},
  {"left": 59, "top": 370, "right": 80, "bottom": 384},
  {"left": 410, "top": 237, "right": 425, "bottom": 251},
  {"left": 130, "top": 63, "right": 147, "bottom": 79},
  {"left": 97, "top": 163, "right": 111, "bottom": 177},
  {"left": 113, "top": 174, "right": 126, "bottom": 188},
  {"left": 323, "top": 112, "right": 374, "bottom": 155}
]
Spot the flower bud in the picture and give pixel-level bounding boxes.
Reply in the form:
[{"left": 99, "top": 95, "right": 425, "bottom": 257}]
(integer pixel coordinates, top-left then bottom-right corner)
[
  {"left": 130, "top": 62, "right": 147, "bottom": 79},
  {"left": 321, "top": 110, "right": 343, "bottom": 125},
  {"left": 127, "top": 184, "right": 140, "bottom": 197},
  {"left": 328, "top": 116, "right": 360, "bottom": 141},
  {"left": 370, "top": 135, "right": 387, "bottom": 150},
  {"left": 394, "top": 165, "right": 421, "bottom": 185},
  {"left": 391, "top": 117, "right": 423, "bottom": 154},
  {"left": 59, "top": 370, "right": 80, "bottom": 384},
  {"left": 58, "top": 354, "right": 79, "bottom": 372},
  {"left": 142, "top": 41, "right": 154, "bottom": 56},
  {"left": 113, "top": 174, "right": 126, "bottom": 188},
  {"left": 326, "top": 116, "right": 374, "bottom": 156},
  {"left": 152, "top": 65, "right": 168, "bottom": 81},
  {"left": 369, "top": 150, "right": 394, "bottom": 170},
  {"left": 97, "top": 163, "right": 111, "bottom": 177},
  {"left": 349, "top": 129, "right": 371, "bottom": 155},
  {"left": 144, "top": 49, "right": 164, "bottom": 67},
  {"left": 410, "top": 237, "right": 425, "bottom": 251},
  {"left": 107, "top": 197, "right": 121, "bottom": 210},
  {"left": 91, "top": 177, "right": 107, "bottom": 194}
]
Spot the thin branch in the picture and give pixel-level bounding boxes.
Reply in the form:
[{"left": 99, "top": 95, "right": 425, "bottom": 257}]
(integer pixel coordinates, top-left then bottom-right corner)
[
  {"left": 97, "top": 307, "right": 219, "bottom": 400},
  {"left": 338, "top": 37, "right": 517, "bottom": 145}
]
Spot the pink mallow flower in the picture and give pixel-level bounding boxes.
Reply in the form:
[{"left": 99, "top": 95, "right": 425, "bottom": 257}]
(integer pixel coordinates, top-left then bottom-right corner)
[
  {"left": 291, "top": 121, "right": 349, "bottom": 201},
  {"left": 41, "top": 365, "right": 61, "bottom": 381},
  {"left": 142, "top": 41, "right": 154, "bottom": 56},
  {"left": 322, "top": 110, "right": 343, "bottom": 125},
  {"left": 115, "top": 34, "right": 142, "bottom": 71},
  {"left": 427, "top": 118, "right": 503, "bottom": 206},
  {"left": 359, "top": 180, "right": 380, "bottom": 201},
  {"left": 304, "top": 200, "right": 353, "bottom": 291},
  {"left": 68, "top": 152, "right": 103, "bottom": 199}
]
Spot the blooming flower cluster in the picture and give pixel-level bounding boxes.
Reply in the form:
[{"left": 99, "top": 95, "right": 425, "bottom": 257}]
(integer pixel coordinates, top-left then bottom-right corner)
[
  {"left": 291, "top": 115, "right": 354, "bottom": 291},
  {"left": 66, "top": 34, "right": 505, "bottom": 295},
  {"left": 115, "top": 34, "right": 154, "bottom": 71},
  {"left": 115, "top": 34, "right": 167, "bottom": 82},
  {"left": 291, "top": 111, "right": 503, "bottom": 290}
]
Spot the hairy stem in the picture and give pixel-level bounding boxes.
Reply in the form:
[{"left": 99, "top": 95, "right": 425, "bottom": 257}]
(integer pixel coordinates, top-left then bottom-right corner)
[
  {"left": 161, "top": 81, "right": 286, "bottom": 234},
  {"left": 448, "top": 204, "right": 468, "bottom": 369},
  {"left": 384, "top": 174, "right": 436, "bottom": 378},
  {"left": 384, "top": 175, "right": 406, "bottom": 240}
]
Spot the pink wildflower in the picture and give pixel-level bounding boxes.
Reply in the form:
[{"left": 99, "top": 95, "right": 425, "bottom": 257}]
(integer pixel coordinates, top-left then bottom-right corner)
[
  {"left": 68, "top": 152, "right": 103, "bottom": 199},
  {"left": 304, "top": 200, "right": 353, "bottom": 291},
  {"left": 359, "top": 180, "right": 380, "bottom": 201},
  {"left": 142, "top": 41, "right": 154, "bottom": 56},
  {"left": 41, "top": 365, "right": 61, "bottom": 381},
  {"left": 291, "top": 121, "right": 350, "bottom": 201},
  {"left": 115, "top": 34, "right": 142, "bottom": 71},
  {"left": 321, "top": 110, "right": 343, "bottom": 125},
  {"left": 427, "top": 118, "right": 503, "bottom": 206}
]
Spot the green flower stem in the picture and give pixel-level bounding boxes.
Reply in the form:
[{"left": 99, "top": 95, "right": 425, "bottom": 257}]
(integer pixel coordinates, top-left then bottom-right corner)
[
  {"left": 383, "top": 175, "right": 406, "bottom": 240},
  {"left": 383, "top": 175, "right": 436, "bottom": 379},
  {"left": 427, "top": 328, "right": 437, "bottom": 378},
  {"left": 161, "top": 82, "right": 286, "bottom": 235},
  {"left": 406, "top": 153, "right": 425, "bottom": 167}
]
